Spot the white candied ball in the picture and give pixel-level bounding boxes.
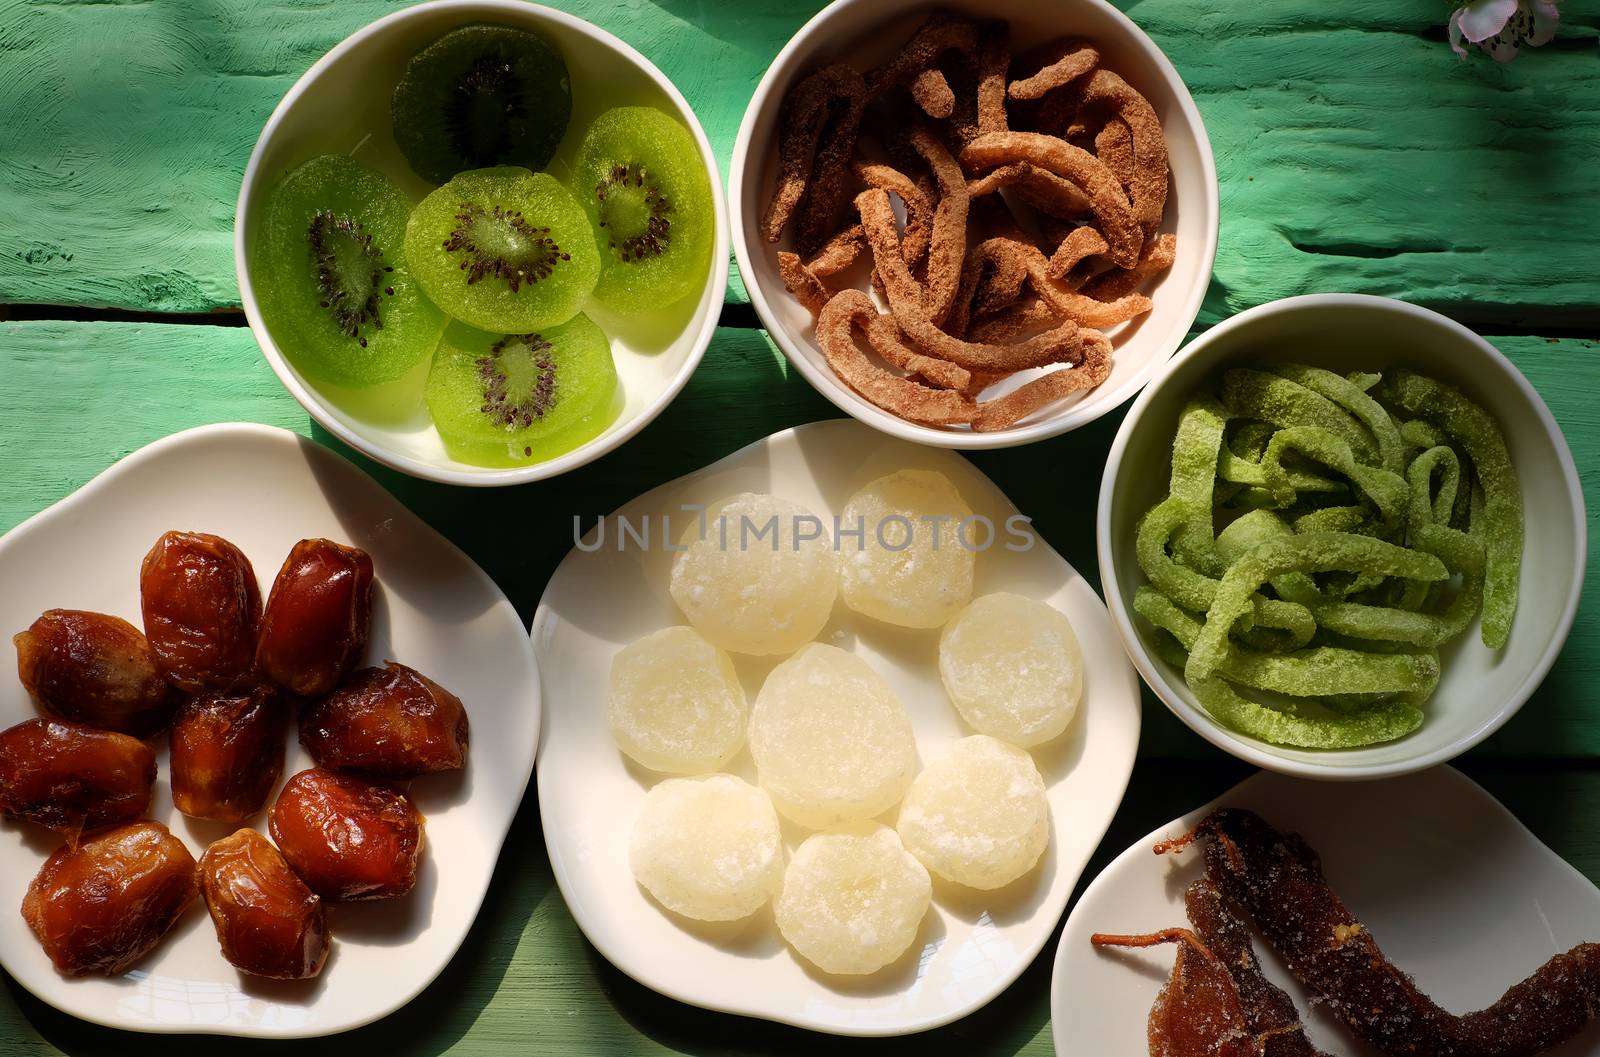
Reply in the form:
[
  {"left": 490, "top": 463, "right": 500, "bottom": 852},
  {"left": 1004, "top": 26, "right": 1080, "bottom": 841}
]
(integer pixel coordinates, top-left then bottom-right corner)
[
  {"left": 896, "top": 735, "right": 1050, "bottom": 890},
  {"left": 628, "top": 774, "right": 784, "bottom": 922},
  {"left": 669, "top": 493, "right": 839, "bottom": 655},
  {"left": 838, "top": 469, "right": 976, "bottom": 629},
  {"left": 774, "top": 822, "right": 932, "bottom": 975},
  {"left": 608, "top": 626, "right": 747, "bottom": 774},
  {"left": 939, "top": 592, "right": 1084, "bottom": 747},
  {"left": 749, "top": 643, "right": 918, "bottom": 829}
]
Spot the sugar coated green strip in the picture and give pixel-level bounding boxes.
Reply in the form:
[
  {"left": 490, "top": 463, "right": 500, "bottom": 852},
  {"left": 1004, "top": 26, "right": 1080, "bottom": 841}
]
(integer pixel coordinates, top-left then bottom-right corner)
[
  {"left": 1271, "top": 363, "right": 1406, "bottom": 473},
  {"left": 1187, "top": 532, "right": 1447, "bottom": 682},
  {"left": 1169, "top": 397, "right": 1229, "bottom": 574},
  {"left": 1222, "top": 368, "right": 1377, "bottom": 463},
  {"left": 1139, "top": 588, "right": 1437, "bottom": 695},
  {"left": 1190, "top": 671, "right": 1424, "bottom": 749},
  {"left": 1378, "top": 369, "right": 1522, "bottom": 648},
  {"left": 1262, "top": 427, "right": 1410, "bottom": 524},
  {"left": 1408, "top": 445, "right": 1461, "bottom": 528}
]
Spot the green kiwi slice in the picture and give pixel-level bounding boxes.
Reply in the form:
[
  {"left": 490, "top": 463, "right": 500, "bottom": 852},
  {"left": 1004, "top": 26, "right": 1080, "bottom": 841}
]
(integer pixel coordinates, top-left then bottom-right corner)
[
  {"left": 392, "top": 24, "right": 572, "bottom": 185},
  {"left": 426, "top": 315, "right": 617, "bottom": 466},
  {"left": 404, "top": 166, "right": 600, "bottom": 333},
  {"left": 252, "top": 154, "right": 445, "bottom": 388},
  {"left": 569, "top": 107, "right": 714, "bottom": 313}
]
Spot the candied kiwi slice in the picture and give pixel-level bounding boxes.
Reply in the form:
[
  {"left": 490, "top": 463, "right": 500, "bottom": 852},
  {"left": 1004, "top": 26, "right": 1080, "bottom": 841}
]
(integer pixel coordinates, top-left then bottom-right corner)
[
  {"left": 404, "top": 167, "right": 599, "bottom": 333},
  {"left": 252, "top": 155, "right": 444, "bottom": 388},
  {"left": 425, "top": 314, "right": 617, "bottom": 467},
  {"left": 569, "top": 106, "right": 714, "bottom": 313},
  {"left": 391, "top": 24, "right": 572, "bottom": 184}
]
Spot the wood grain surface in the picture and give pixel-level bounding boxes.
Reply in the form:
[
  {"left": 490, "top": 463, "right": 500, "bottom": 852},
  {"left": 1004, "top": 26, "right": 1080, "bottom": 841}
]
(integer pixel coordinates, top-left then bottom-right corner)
[{"left": 0, "top": 0, "right": 1597, "bottom": 1053}]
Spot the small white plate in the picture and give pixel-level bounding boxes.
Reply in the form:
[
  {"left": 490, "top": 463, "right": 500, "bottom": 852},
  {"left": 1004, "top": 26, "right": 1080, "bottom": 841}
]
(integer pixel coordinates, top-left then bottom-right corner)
[
  {"left": 0, "top": 424, "right": 540, "bottom": 1038},
  {"left": 1051, "top": 766, "right": 1600, "bottom": 1057},
  {"left": 533, "top": 419, "right": 1142, "bottom": 1036}
]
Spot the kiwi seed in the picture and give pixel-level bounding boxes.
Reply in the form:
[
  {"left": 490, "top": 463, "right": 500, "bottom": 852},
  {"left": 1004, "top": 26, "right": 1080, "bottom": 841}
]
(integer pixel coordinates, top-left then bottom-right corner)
[
  {"left": 477, "top": 333, "right": 558, "bottom": 429},
  {"left": 307, "top": 210, "right": 397, "bottom": 347}
]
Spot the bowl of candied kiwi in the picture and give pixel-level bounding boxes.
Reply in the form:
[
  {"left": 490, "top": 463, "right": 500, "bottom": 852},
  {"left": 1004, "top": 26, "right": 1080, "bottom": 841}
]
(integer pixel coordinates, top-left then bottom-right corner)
[{"left": 237, "top": 0, "right": 729, "bottom": 485}]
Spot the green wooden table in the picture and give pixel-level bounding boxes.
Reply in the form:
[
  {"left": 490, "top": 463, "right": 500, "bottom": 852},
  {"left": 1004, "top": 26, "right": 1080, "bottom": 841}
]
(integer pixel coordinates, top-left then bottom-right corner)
[{"left": 2, "top": 1, "right": 1598, "bottom": 1053}]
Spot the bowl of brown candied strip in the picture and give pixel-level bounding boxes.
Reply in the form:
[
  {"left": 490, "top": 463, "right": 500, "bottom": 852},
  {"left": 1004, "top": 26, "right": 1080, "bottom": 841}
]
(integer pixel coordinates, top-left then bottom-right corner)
[{"left": 731, "top": 0, "right": 1217, "bottom": 448}]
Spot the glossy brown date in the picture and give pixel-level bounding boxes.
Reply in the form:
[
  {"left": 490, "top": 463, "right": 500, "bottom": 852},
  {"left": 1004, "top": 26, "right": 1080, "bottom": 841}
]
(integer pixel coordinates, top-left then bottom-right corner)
[
  {"left": 14, "top": 609, "right": 178, "bottom": 735},
  {"left": 256, "top": 539, "right": 374, "bottom": 697},
  {"left": 199, "top": 828, "right": 330, "bottom": 979},
  {"left": 0, "top": 718, "right": 156, "bottom": 837},
  {"left": 269, "top": 768, "right": 423, "bottom": 901},
  {"left": 169, "top": 685, "right": 286, "bottom": 823},
  {"left": 301, "top": 663, "right": 469, "bottom": 779},
  {"left": 139, "top": 531, "right": 261, "bottom": 693},
  {"left": 22, "top": 820, "right": 198, "bottom": 975}
]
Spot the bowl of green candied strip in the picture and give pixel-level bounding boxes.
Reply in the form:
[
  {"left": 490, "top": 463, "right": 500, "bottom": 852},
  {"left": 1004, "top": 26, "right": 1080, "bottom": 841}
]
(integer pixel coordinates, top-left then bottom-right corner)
[{"left": 1098, "top": 294, "right": 1585, "bottom": 780}]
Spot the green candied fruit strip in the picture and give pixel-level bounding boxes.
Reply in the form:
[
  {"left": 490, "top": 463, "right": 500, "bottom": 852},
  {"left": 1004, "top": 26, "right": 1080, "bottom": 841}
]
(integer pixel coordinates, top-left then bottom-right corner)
[
  {"left": 1378, "top": 369, "right": 1522, "bottom": 649},
  {"left": 1216, "top": 511, "right": 1319, "bottom": 606},
  {"left": 1261, "top": 427, "right": 1411, "bottom": 525},
  {"left": 1187, "top": 532, "right": 1448, "bottom": 682},
  {"left": 1137, "top": 588, "right": 1437, "bottom": 695},
  {"left": 1137, "top": 495, "right": 1220, "bottom": 612},
  {"left": 1169, "top": 397, "right": 1229, "bottom": 574},
  {"left": 1271, "top": 364, "right": 1406, "bottom": 474},
  {"left": 1137, "top": 498, "right": 1315, "bottom": 642},
  {"left": 1400, "top": 418, "right": 1446, "bottom": 450},
  {"left": 1408, "top": 445, "right": 1461, "bottom": 527},
  {"left": 1190, "top": 670, "right": 1424, "bottom": 749},
  {"left": 1312, "top": 601, "right": 1446, "bottom": 646},
  {"left": 1293, "top": 505, "right": 1376, "bottom": 535},
  {"left": 1217, "top": 449, "right": 1345, "bottom": 505},
  {"left": 1222, "top": 368, "right": 1378, "bottom": 464},
  {"left": 1347, "top": 370, "right": 1382, "bottom": 392},
  {"left": 1228, "top": 420, "right": 1277, "bottom": 462}
]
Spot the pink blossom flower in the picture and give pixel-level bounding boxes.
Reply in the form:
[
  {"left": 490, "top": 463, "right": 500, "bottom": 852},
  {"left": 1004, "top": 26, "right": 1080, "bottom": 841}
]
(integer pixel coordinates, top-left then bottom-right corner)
[{"left": 1449, "top": 0, "right": 1560, "bottom": 62}]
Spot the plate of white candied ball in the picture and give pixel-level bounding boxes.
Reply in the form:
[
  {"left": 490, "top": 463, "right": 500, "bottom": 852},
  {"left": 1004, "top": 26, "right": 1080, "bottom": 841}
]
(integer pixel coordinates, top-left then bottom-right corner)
[{"left": 532, "top": 418, "right": 1141, "bottom": 1036}]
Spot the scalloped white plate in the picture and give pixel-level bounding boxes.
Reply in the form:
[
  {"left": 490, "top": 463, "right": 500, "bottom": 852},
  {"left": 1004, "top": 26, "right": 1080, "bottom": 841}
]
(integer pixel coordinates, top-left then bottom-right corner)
[
  {"left": 1052, "top": 766, "right": 1600, "bottom": 1056},
  {"left": 0, "top": 424, "right": 539, "bottom": 1037},
  {"left": 533, "top": 419, "right": 1142, "bottom": 1036}
]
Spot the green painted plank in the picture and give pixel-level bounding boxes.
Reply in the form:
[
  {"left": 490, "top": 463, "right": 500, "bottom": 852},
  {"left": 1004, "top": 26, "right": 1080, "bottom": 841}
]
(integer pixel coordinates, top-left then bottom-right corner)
[
  {"left": 0, "top": 320, "right": 1596, "bottom": 761},
  {"left": 1, "top": 757, "right": 1595, "bottom": 1056},
  {"left": 2, "top": 1, "right": 1598, "bottom": 321}
]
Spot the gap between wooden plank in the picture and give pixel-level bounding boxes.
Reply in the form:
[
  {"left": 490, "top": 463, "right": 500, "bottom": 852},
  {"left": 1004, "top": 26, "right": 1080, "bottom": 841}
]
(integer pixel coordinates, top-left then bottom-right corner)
[{"left": 3, "top": 302, "right": 1598, "bottom": 341}]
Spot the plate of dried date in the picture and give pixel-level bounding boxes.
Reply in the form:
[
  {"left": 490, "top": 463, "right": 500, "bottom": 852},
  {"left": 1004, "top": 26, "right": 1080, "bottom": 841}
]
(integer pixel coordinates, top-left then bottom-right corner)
[{"left": 0, "top": 423, "right": 538, "bottom": 1037}]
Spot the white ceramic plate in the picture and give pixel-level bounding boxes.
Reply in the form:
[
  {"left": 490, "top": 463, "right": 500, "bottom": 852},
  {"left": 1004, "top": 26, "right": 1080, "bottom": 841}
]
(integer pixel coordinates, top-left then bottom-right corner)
[
  {"left": 0, "top": 424, "right": 540, "bottom": 1037},
  {"left": 1052, "top": 766, "right": 1600, "bottom": 1056},
  {"left": 533, "top": 419, "right": 1142, "bottom": 1036}
]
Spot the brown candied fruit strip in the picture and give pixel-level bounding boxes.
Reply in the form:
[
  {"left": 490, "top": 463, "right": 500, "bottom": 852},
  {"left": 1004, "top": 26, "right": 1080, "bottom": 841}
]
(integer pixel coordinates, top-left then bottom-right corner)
[
  {"left": 1091, "top": 927, "right": 1258, "bottom": 1057},
  {"left": 854, "top": 159, "right": 936, "bottom": 269},
  {"left": 906, "top": 126, "right": 970, "bottom": 326},
  {"left": 966, "top": 162, "right": 1093, "bottom": 218},
  {"left": 1183, "top": 879, "right": 1329, "bottom": 1057},
  {"left": 911, "top": 67, "right": 955, "bottom": 118},
  {"left": 777, "top": 251, "right": 831, "bottom": 317},
  {"left": 865, "top": 13, "right": 978, "bottom": 100},
  {"left": 856, "top": 188, "right": 1085, "bottom": 372},
  {"left": 1168, "top": 809, "right": 1600, "bottom": 1057},
  {"left": 761, "top": 63, "right": 866, "bottom": 250},
  {"left": 973, "top": 329, "right": 1112, "bottom": 432},
  {"left": 1008, "top": 38, "right": 1099, "bottom": 101},
  {"left": 1047, "top": 224, "right": 1110, "bottom": 281},
  {"left": 1080, "top": 68, "right": 1169, "bottom": 233},
  {"left": 1096, "top": 117, "right": 1136, "bottom": 189},
  {"left": 968, "top": 297, "right": 1058, "bottom": 345},
  {"left": 975, "top": 21, "right": 1011, "bottom": 135},
  {"left": 816, "top": 290, "right": 979, "bottom": 426},
  {"left": 960, "top": 131, "right": 1142, "bottom": 267},
  {"left": 1083, "top": 232, "right": 1177, "bottom": 301},
  {"left": 1015, "top": 243, "right": 1153, "bottom": 328},
  {"left": 805, "top": 223, "right": 865, "bottom": 277}
]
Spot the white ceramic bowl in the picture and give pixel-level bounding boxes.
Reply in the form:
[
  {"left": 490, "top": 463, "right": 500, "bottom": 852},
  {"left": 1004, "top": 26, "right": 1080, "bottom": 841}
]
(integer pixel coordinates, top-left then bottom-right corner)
[
  {"left": 729, "top": 0, "right": 1217, "bottom": 450},
  {"left": 1098, "top": 294, "right": 1586, "bottom": 780},
  {"left": 236, "top": 0, "right": 730, "bottom": 486}
]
